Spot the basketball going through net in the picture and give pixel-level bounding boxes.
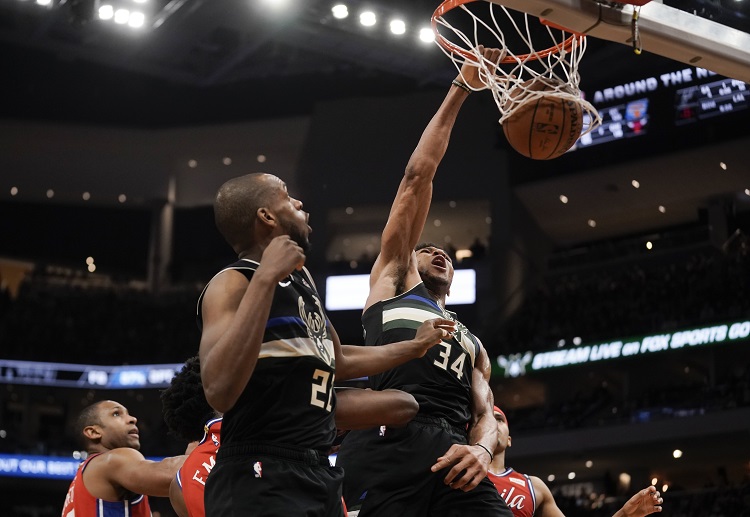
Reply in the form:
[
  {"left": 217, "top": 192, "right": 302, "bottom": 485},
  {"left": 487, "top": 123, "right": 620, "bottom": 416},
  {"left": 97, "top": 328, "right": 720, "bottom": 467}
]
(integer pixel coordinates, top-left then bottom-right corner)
[{"left": 432, "top": 0, "right": 604, "bottom": 159}]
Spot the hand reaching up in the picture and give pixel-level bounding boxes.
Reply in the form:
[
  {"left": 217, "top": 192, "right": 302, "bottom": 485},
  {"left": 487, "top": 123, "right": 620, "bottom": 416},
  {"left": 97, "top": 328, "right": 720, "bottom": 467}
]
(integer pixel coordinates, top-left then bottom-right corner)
[
  {"left": 616, "top": 485, "right": 663, "bottom": 517},
  {"left": 412, "top": 318, "right": 456, "bottom": 357}
]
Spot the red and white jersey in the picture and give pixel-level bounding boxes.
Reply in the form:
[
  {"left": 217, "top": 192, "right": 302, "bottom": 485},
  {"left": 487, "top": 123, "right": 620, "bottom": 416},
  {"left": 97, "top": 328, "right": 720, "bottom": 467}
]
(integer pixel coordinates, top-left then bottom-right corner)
[
  {"left": 175, "top": 417, "right": 222, "bottom": 517},
  {"left": 487, "top": 467, "right": 536, "bottom": 517},
  {"left": 61, "top": 453, "right": 152, "bottom": 517}
]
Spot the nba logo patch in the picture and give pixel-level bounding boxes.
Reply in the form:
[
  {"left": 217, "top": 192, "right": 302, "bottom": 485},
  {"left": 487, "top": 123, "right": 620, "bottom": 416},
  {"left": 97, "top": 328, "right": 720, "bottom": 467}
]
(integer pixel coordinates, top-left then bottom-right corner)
[
  {"left": 253, "top": 461, "right": 262, "bottom": 478},
  {"left": 379, "top": 425, "right": 386, "bottom": 437}
]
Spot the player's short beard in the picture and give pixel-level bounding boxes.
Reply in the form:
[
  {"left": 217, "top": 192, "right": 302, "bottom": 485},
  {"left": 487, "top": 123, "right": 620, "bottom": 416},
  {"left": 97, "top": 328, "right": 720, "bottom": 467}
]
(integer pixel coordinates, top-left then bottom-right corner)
[
  {"left": 419, "top": 267, "right": 451, "bottom": 296},
  {"left": 284, "top": 221, "right": 311, "bottom": 254}
]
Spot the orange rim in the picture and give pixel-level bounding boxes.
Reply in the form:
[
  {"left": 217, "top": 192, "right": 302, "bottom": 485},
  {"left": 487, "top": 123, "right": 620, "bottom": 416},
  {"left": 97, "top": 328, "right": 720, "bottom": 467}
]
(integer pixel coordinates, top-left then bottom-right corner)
[{"left": 431, "top": 0, "right": 583, "bottom": 64}]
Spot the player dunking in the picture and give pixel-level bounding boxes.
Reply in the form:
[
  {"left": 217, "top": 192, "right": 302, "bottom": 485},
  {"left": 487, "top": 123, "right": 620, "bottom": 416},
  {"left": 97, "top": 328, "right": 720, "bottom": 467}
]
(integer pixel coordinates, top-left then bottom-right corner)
[{"left": 335, "top": 46, "right": 512, "bottom": 517}]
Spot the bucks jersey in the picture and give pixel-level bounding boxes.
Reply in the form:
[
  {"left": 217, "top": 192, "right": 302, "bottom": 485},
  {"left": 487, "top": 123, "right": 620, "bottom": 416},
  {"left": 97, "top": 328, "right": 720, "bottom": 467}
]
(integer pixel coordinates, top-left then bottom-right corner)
[
  {"left": 61, "top": 453, "right": 151, "bottom": 517},
  {"left": 197, "top": 259, "right": 337, "bottom": 454},
  {"left": 362, "top": 282, "right": 481, "bottom": 428},
  {"left": 487, "top": 468, "right": 536, "bottom": 517}
]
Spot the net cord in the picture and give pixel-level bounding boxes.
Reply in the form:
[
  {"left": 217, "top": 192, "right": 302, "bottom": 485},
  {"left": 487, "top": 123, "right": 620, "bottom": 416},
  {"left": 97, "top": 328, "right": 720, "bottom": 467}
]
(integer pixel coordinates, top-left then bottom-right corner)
[{"left": 434, "top": 2, "right": 603, "bottom": 133}]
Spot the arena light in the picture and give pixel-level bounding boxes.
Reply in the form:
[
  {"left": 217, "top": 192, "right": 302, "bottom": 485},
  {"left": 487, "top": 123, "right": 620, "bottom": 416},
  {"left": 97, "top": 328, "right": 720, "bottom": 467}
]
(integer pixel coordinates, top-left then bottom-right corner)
[
  {"left": 419, "top": 27, "right": 435, "bottom": 43},
  {"left": 98, "top": 4, "right": 114, "bottom": 19},
  {"left": 114, "top": 8, "right": 130, "bottom": 24},
  {"left": 389, "top": 19, "right": 406, "bottom": 35},
  {"left": 128, "top": 10, "right": 145, "bottom": 27},
  {"left": 331, "top": 4, "right": 348, "bottom": 19},
  {"left": 261, "top": 0, "right": 290, "bottom": 8},
  {"left": 359, "top": 11, "right": 376, "bottom": 27}
]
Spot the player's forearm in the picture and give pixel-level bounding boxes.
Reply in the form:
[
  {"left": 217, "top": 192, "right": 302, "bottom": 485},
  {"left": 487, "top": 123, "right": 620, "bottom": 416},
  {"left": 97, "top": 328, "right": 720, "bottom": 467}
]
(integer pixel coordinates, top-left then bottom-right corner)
[
  {"left": 127, "top": 455, "right": 187, "bottom": 497},
  {"left": 467, "top": 413, "right": 497, "bottom": 462},
  {"left": 336, "top": 341, "right": 424, "bottom": 380},
  {"left": 201, "top": 274, "right": 277, "bottom": 412},
  {"left": 404, "top": 85, "right": 469, "bottom": 181}
]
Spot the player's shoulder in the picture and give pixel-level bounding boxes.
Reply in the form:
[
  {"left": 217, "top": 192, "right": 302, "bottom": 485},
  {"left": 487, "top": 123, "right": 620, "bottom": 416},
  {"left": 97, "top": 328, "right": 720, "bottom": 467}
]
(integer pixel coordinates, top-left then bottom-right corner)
[
  {"left": 82, "top": 448, "right": 145, "bottom": 480},
  {"left": 204, "top": 265, "right": 254, "bottom": 295},
  {"left": 528, "top": 474, "right": 553, "bottom": 499},
  {"left": 99, "top": 447, "right": 146, "bottom": 463}
]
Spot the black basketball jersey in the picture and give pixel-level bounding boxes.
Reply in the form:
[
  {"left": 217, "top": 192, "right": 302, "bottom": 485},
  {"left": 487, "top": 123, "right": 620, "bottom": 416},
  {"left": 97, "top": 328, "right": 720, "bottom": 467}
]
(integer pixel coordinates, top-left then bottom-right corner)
[
  {"left": 362, "top": 282, "right": 481, "bottom": 428},
  {"left": 197, "top": 259, "right": 337, "bottom": 454}
]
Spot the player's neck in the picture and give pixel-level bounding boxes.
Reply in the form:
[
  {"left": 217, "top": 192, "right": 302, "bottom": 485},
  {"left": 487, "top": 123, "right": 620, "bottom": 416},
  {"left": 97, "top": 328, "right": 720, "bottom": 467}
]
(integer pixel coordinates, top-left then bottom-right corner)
[
  {"left": 425, "top": 286, "right": 448, "bottom": 309},
  {"left": 488, "top": 451, "right": 507, "bottom": 474}
]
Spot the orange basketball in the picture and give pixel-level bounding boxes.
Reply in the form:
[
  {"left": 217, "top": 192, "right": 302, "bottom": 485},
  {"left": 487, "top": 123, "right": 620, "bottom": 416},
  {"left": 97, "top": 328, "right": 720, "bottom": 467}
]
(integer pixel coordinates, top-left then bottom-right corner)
[{"left": 502, "top": 79, "right": 584, "bottom": 160}]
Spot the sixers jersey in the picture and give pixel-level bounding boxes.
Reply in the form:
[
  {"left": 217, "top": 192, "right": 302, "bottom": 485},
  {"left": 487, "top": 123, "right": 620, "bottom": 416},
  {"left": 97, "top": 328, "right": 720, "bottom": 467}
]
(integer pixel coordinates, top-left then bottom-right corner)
[
  {"left": 362, "top": 282, "right": 480, "bottom": 427},
  {"left": 487, "top": 468, "right": 536, "bottom": 517},
  {"left": 197, "top": 259, "right": 337, "bottom": 453},
  {"left": 61, "top": 453, "right": 151, "bottom": 517},
  {"left": 176, "top": 418, "right": 222, "bottom": 517}
]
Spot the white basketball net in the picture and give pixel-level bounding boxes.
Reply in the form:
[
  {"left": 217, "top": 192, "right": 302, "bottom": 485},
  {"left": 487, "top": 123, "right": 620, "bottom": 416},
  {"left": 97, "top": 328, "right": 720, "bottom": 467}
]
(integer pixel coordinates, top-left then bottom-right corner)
[{"left": 433, "top": 1, "right": 602, "bottom": 135}]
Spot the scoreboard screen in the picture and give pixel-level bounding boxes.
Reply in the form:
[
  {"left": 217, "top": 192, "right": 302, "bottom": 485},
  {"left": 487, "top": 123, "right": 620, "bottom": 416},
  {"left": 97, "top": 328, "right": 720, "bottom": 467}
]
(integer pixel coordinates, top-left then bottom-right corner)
[
  {"left": 675, "top": 78, "right": 750, "bottom": 125},
  {"left": 575, "top": 98, "right": 649, "bottom": 149}
]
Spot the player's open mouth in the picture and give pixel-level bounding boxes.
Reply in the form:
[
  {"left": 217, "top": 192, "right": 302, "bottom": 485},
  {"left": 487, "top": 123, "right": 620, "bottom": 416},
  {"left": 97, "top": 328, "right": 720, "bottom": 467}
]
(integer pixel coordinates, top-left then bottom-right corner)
[{"left": 432, "top": 257, "right": 447, "bottom": 270}]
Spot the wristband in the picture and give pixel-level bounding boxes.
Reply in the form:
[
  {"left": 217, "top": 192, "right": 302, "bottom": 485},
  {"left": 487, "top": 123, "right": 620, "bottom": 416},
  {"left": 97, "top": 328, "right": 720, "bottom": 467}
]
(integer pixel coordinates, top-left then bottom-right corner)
[
  {"left": 475, "top": 442, "right": 494, "bottom": 461},
  {"left": 451, "top": 79, "right": 472, "bottom": 93}
]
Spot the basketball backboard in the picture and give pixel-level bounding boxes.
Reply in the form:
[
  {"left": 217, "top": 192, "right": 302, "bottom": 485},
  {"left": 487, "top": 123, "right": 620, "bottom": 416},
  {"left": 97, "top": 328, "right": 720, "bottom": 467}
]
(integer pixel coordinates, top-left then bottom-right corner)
[{"left": 486, "top": 0, "right": 750, "bottom": 83}]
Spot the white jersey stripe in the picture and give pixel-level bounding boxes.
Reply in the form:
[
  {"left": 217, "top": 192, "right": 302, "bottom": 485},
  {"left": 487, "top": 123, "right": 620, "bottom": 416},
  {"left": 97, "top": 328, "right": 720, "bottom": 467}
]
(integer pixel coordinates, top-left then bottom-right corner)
[
  {"left": 258, "top": 336, "right": 335, "bottom": 361},
  {"left": 382, "top": 307, "right": 477, "bottom": 365}
]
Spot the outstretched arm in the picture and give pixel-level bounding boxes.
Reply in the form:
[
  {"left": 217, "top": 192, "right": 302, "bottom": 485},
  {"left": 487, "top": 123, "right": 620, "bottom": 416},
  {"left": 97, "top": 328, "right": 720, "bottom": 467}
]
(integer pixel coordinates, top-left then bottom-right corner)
[
  {"left": 366, "top": 47, "right": 503, "bottom": 309},
  {"left": 335, "top": 388, "right": 419, "bottom": 430},
  {"left": 533, "top": 481, "right": 662, "bottom": 517},
  {"left": 83, "top": 448, "right": 186, "bottom": 500},
  {"left": 333, "top": 318, "right": 456, "bottom": 381},
  {"left": 430, "top": 343, "right": 496, "bottom": 492},
  {"left": 613, "top": 486, "right": 663, "bottom": 517}
]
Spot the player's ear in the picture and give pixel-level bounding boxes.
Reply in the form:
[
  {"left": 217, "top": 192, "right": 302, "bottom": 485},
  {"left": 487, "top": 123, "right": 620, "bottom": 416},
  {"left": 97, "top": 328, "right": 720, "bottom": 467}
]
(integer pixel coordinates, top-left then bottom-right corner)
[
  {"left": 257, "top": 207, "right": 276, "bottom": 228},
  {"left": 507, "top": 436, "right": 512, "bottom": 448},
  {"left": 83, "top": 424, "right": 102, "bottom": 441}
]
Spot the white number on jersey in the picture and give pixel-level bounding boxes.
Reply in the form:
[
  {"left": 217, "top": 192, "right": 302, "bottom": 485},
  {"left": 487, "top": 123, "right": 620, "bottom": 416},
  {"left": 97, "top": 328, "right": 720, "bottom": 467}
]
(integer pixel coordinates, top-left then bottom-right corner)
[
  {"left": 310, "top": 369, "right": 334, "bottom": 412},
  {"left": 433, "top": 342, "right": 465, "bottom": 380}
]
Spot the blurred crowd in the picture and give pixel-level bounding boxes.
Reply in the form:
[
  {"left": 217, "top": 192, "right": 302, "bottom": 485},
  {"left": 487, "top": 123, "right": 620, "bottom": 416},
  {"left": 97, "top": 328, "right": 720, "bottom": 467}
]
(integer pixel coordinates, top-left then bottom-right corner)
[{"left": 495, "top": 243, "right": 750, "bottom": 354}]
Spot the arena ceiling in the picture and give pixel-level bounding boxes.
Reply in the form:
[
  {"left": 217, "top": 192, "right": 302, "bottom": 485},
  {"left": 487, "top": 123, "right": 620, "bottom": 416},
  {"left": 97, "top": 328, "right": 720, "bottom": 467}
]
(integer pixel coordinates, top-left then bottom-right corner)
[{"left": 1, "top": 0, "right": 749, "bottom": 248}]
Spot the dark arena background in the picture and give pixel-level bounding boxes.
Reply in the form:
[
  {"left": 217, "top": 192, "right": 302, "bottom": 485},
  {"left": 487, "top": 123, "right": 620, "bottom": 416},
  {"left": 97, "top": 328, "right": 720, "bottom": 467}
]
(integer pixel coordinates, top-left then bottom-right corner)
[{"left": 1, "top": 0, "right": 749, "bottom": 515}]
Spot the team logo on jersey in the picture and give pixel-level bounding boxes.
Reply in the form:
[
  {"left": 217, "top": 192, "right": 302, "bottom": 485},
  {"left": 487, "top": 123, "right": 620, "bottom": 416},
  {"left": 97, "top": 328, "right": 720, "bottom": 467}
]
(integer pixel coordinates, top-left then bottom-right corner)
[
  {"left": 253, "top": 462, "right": 263, "bottom": 478},
  {"left": 298, "top": 295, "right": 334, "bottom": 366}
]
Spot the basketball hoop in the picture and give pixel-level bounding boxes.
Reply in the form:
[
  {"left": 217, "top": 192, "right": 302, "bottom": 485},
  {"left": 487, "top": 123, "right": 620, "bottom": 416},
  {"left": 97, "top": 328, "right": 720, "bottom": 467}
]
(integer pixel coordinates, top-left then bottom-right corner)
[{"left": 432, "top": 0, "right": 602, "bottom": 136}]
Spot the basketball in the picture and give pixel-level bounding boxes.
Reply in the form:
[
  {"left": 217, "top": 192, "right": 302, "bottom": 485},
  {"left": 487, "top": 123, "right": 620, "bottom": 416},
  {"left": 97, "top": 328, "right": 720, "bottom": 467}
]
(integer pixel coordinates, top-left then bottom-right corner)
[{"left": 502, "top": 78, "right": 584, "bottom": 160}]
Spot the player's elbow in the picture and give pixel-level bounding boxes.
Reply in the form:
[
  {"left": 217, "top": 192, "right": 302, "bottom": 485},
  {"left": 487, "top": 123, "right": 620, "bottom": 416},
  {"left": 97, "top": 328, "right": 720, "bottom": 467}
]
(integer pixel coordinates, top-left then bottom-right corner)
[
  {"left": 203, "top": 383, "right": 235, "bottom": 414},
  {"left": 385, "top": 390, "right": 419, "bottom": 427},
  {"left": 404, "top": 157, "right": 438, "bottom": 183}
]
